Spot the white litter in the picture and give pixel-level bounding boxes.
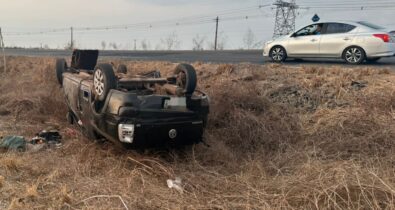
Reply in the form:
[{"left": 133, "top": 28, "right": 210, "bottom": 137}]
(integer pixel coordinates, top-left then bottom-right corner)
[{"left": 167, "top": 177, "right": 183, "bottom": 193}]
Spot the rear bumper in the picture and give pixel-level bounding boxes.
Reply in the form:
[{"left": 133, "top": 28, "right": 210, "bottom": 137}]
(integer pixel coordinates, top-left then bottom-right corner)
[
  {"left": 366, "top": 43, "right": 395, "bottom": 58},
  {"left": 131, "top": 120, "right": 204, "bottom": 147},
  {"left": 367, "top": 51, "right": 395, "bottom": 58},
  {"left": 93, "top": 114, "right": 206, "bottom": 148}
]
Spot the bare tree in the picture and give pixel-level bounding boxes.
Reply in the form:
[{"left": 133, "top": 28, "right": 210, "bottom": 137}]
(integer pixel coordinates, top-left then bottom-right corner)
[
  {"left": 161, "top": 32, "right": 181, "bottom": 50},
  {"left": 208, "top": 31, "right": 227, "bottom": 50},
  {"left": 243, "top": 28, "right": 261, "bottom": 49},
  {"left": 109, "top": 42, "right": 119, "bottom": 50},
  {"left": 140, "top": 39, "right": 151, "bottom": 50},
  {"left": 101, "top": 41, "right": 107, "bottom": 50},
  {"left": 155, "top": 43, "right": 163, "bottom": 50},
  {"left": 192, "top": 34, "right": 206, "bottom": 51}
]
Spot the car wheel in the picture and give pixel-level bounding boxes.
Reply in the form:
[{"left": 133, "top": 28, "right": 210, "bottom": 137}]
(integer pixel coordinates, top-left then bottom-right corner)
[
  {"left": 343, "top": 47, "right": 365, "bottom": 65},
  {"left": 366, "top": 57, "right": 381, "bottom": 63},
  {"left": 174, "top": 64, "right": 197, "bottom": 96},
  {"left": 117, "top": 64, "right": 128, "bottom": 74},
  {"left": 56, "top": 58, "right": 67, "bottom": 86},
  {"left": 93, "top": 63, "right": 117, "bottom": 101},
  {"left": 269, "top": 46, "right": 287, "bottom": 62}
]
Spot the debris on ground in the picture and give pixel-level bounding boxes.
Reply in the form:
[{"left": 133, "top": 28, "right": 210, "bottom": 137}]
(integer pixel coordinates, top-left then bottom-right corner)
[
  {"left": 167, "top": 177, "right": 184, "bottom": 193},
  {"left": 0, "top": 136, "right": 26, "bottom": 151},
  {"left": 31, "top": 129, "right": 62, "bottom": 145},
  {"left": 351, "top": 81, "right": 368, "bottom": 90},
  {"left": 269, "top": 85, "right": 318, "bottom": 111},
  {"left": 0, "top": 129, "right": 62, "bottom": 152}
]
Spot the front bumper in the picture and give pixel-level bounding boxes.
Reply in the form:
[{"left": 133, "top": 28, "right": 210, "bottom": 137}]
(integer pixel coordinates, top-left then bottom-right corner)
[{"left": 263, "top": 45, "right": 270, "bottom": 57}]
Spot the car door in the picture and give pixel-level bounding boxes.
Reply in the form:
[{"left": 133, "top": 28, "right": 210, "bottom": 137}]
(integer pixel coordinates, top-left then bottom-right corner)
[
  {"left": 78, "top": 82, "right": 95, "bottom": 127},
  {"left": 319, "top": 23, "right": 357, "bottom": 57},
  {"left": 287, "top": 24, "right": 322, "bottom": 57}
]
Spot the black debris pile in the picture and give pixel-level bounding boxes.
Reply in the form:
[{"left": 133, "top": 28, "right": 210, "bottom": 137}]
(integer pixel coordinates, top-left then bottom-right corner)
[{"left": 0, "top": 130, "right": 62, "bottom": 152}]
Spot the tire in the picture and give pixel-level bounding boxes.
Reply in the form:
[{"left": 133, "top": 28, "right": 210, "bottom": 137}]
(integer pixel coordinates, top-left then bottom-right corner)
[
  {"left": 56, "top": 58, "right": 67, "bottom": 85},
  {"left": 366, "top": 57, "right": 381, "bottom": 63},
  {"left": 117, "top": 64, "right": 127, "bottom": 74},
  {"left": 174, "top": 64, "right": 197, "bottom": 95},
  {"left": 343, "top": 46, "right": 366, "bottom": 65},
  {"left": 269, "top": 46, "right": 287, "bottom": 63},
  {"left": 93, "top": 63, "right": 117, "bottom": 101}
]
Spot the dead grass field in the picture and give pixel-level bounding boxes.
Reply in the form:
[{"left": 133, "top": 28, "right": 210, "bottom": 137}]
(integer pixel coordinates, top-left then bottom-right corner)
[{"left": 0, "top": 56, "right": 394, "bottom": 210}]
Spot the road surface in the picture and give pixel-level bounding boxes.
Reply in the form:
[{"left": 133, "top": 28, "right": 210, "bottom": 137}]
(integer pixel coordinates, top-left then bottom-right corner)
[{"left": 3, "top": 48, "right": 395, "bottom": 67}]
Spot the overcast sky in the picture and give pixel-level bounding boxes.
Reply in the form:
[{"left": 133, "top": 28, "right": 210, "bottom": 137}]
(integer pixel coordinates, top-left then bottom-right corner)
[{"left": 0, "top": 0, "right": 394, "bottom": 50}]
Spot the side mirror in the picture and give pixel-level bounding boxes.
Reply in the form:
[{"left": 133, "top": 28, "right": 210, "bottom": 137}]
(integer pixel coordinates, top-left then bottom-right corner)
[{"left": 291, "top": 33, "right": 297, "bottom": 38}]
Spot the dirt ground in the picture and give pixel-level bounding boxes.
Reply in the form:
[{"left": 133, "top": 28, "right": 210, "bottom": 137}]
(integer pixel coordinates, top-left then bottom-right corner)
[{"left": 0, "top": 56, "right": 394, "bottom": 210}]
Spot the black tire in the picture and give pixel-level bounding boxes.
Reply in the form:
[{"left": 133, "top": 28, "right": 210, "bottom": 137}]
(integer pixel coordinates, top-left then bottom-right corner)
[
  {"left": 93, "top": 63, "right": 117, "bottom": 101},
  {"left": 56, "top": 58, "right": 67, "bottom": 85},
  {"left": 174, "top": 64, "right": 197, "bottom": 95},
  {"left": 343, "top": 46, "right": 366, "bottom": 65},
  {"left": 117, "top": 64, "right": 128, "bottom": 74},
  {"left": 269, "top": 46, "right": 287, "bottom": 63},
  {"left": 366, "top": 57, "right": 381, "bottom": 63}
]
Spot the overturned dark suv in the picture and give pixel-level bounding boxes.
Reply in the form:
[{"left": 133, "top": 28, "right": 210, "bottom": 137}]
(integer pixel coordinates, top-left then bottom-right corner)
[{"left": 56, "top": 50, "right": 209, "bottom": 148}]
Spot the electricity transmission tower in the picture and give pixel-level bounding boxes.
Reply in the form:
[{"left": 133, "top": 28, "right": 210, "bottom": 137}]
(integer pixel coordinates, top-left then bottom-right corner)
[{"left": 273, "top": 0, "right": 298, "bottom": 38}]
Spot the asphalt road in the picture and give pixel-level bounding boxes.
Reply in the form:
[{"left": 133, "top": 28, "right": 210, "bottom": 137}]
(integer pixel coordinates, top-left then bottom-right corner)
[{"left": 3, "top": 48, "right": 395, "bottom": 67}]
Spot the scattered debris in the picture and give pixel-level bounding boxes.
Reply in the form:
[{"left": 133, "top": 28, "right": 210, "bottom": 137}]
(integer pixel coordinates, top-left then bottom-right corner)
[
  {"left": 31, "top": 130, "right": 62, "bottom": 145},
  {"left": 0, "top": 130, "right": 62, "bottom": 152},
  {"left": 167, "top": 177, "right": 183, "bottom": 193},
  {"left": 241, "top": 74, "right": 254, "bottom": 81},
  {"left": 351, "top": 81, "right": 368, "bottom": 90},
  {"left": 269, "top": 85, "right": 318, "bottom": 111},
  {"left": 0, "top": 136, "right": 26, "bottom": 151}
]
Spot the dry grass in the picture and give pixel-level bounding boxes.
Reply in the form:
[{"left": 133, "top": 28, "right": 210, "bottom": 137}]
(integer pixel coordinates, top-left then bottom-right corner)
[{"left": 0, "top": 56, "right": 394, "bottom": 209}]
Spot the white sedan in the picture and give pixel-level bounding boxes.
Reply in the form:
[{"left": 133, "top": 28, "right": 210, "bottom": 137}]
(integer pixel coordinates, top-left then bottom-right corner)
[{"left": 263, "top": 21, "right": 395, "bottom": 64}]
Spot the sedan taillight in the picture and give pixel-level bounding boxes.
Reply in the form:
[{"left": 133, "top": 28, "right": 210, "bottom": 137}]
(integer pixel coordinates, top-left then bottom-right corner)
[{"left": 373, "top": 34, "right": 390, "bottom": 42}]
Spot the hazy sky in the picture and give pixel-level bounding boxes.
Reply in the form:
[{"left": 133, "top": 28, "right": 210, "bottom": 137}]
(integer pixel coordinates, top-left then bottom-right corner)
[{"left": 0, "top": 0, "right": 394, "bottom": 50}]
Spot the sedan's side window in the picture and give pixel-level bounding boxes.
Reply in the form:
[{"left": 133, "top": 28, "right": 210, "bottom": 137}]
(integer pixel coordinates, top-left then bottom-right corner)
[
  {"left": 295, "top": 24, "right": 323, "bottom": 37},
  {"left": 325, "top": 23, "right": 356, "bottom": 34}
]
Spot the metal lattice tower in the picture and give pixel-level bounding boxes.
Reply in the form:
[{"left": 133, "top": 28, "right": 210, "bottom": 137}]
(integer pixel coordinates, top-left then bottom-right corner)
[{"left": 273, "top": 0, "right": 298, "bottom": 38}]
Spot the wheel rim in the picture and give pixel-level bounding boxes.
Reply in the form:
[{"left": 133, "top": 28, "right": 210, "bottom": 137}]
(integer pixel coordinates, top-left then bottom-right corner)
[
  {"left": 345, "top": 48, "right": 362, "bottom": 63},
  {"left": 94, "top": 69, "right": 105, "bottom": 96},
  {"left": 176, "top": 71, "right": 186, "bottom": 89},
  {"left": 272, "top": 47, "right": 284, "bottom": 61}
]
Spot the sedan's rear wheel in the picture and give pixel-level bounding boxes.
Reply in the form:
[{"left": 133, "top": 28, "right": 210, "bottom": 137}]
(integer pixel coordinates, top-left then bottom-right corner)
[
  {"left": 269, "top": 46, "right": 287, "bottom": 63},
  {"left": 343, "top": 47, "right": 365, "bottom": 65}
]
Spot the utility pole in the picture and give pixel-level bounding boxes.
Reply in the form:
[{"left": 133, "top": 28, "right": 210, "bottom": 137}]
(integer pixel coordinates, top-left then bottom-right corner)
[
  {"left": 70, "top": 27, "right": 74, "bottom": 50},
  {"left": 214, "top": 16, "right": 219, "bottom": 51},
  {"left": 134, "top": 39, "right": 137, "bottom": 51},
  {"left": 0, "top": 27, "right": 6, "bottom": 73},
  {"left": 273, "top": 0, "right": 298, "bottom": 38}
]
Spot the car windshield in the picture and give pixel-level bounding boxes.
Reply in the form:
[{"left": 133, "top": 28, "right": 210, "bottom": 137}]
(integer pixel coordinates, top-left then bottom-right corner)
[{"left": 357, "top": 21, "right": 385, "bottom": 30}]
